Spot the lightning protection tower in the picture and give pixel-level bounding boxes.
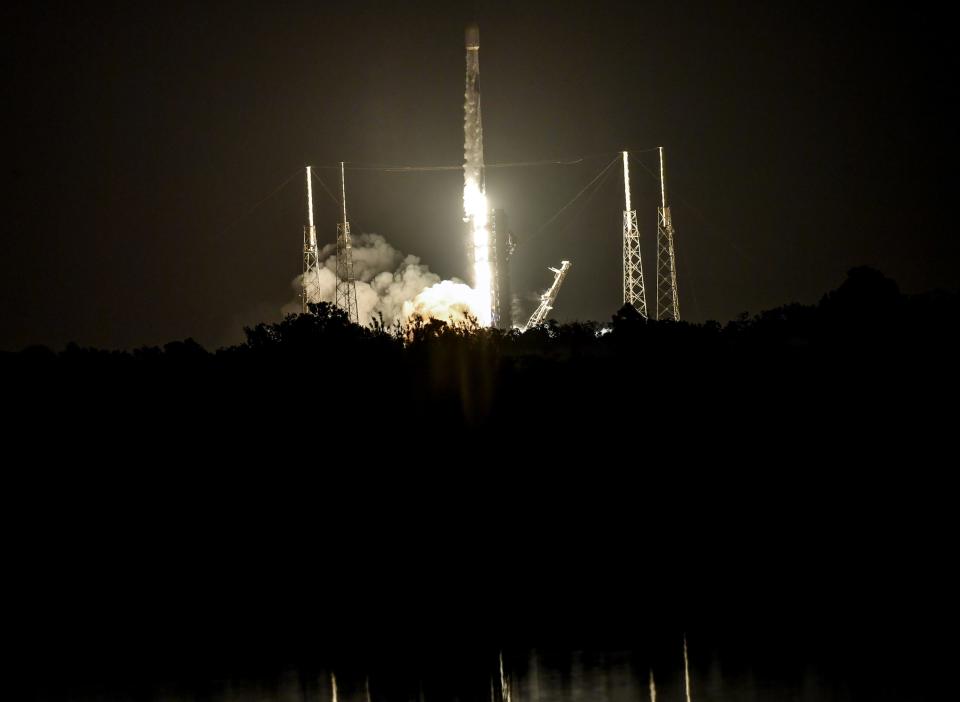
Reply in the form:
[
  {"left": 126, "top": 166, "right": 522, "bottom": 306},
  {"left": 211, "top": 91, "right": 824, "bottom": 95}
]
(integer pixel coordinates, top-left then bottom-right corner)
[
  {"left": 335, "top": 161, "right": 359, "bottom": 323},
  {"left": 622, "top": 150, "right": 648, "bottom": 317},
  {"left": 656, "top": 147, "right": 680, "bottom": 321},
  {"left": 302, "top": 166, "right": 323, "bottom": 313}
]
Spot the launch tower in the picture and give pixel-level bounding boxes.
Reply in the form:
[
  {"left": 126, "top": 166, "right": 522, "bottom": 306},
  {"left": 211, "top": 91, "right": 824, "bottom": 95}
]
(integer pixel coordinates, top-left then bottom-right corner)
[
  {"left": 656, "top": 147, "right": 680, "bottom": 321},
  {"left": 622, "top": 150, "right": 649, "bottom": 317},
  {"left": 302, "top": 166, "right": 322, "bottom": 313},
  {"left": 335, "top": 161, "right": 359, "bottom": 323}
]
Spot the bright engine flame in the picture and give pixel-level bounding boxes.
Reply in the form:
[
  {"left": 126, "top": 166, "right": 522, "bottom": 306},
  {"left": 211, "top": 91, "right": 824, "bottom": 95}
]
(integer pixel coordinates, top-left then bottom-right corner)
[
  {"left": 402, "top": 280, "right": 484, "bottom": 327},
  {"left": 464, "top": 181, "right": 492, "bottom": 327}
]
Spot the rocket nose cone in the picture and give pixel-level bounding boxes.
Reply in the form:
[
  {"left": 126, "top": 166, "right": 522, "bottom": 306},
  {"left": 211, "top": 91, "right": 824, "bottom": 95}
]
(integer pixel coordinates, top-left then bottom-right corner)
[{"left": 465, "top": 23, "right": 480, "bottom": 49}]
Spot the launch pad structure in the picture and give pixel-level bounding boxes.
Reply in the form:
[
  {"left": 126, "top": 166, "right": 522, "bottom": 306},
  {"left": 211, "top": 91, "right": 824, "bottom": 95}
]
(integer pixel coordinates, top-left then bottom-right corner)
[
  {"left": 300, "top": 162, "right": 359, "bottom": 324},
  {"left": 622, "top": 150, "right": 649, "bottom": 318},
  {"left": 302, "top": 167, "right": 322, "bottom": 313},
  {"left": 295, "top": 24, "right": 682, "bottom": 331},
  {"left": 523, "top": 261, "right": 572, "bottom": 332},
  {"left": 335, "top": 161, "right": 359, "bottom": 324},
  {"left": 656, "top": 147, "right": 680, "bottom": 321}
]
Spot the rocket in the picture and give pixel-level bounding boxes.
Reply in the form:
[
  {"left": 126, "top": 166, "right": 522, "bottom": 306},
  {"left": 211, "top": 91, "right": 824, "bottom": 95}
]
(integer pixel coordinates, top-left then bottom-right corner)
[
  {"left": 462, "top": 22, "right": 493, "bottom": 327},
  {"left": 465, "top": 22, "right": 480, "bottom": 50},
  {"left": 463, "top": 22, "right": 485, "bottom": 221}
]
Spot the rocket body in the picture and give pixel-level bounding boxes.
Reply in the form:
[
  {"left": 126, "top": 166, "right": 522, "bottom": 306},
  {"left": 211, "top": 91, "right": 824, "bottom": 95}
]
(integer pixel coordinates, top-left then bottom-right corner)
[
  {"left": 463, "top": 23, "right": 485, "bottom": 216},
  {"left": 463, "top": 23, "right": 492, "bottom": 326},
  {"left": 465, "top": 23, "right": 480, "bottom": 50}
]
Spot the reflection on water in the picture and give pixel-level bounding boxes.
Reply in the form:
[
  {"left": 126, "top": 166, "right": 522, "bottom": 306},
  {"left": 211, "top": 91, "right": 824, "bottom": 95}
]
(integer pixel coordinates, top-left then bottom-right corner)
[{"left": 42, "top": 644, "right": 843, "bottom": 702}]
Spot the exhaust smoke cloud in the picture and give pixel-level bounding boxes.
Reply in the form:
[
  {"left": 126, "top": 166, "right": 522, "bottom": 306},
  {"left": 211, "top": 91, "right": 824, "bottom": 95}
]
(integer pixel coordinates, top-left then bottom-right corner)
[{"left": 285, "top": 234, "right": 483, "bottom": 328}]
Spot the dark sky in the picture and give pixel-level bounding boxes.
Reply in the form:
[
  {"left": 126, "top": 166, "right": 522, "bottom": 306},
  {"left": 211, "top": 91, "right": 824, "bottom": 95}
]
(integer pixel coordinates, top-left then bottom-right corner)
[{"left": 3, "top": 0, "right": 954, "bottom": 350}]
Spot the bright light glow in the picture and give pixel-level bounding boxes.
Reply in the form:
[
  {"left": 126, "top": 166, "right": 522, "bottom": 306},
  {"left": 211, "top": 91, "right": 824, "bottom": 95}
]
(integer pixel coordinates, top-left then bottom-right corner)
[
  {"left": 623, "top": 150, "right": 632, "bottom": 213},
  {"left": 464, "top": 182, "right": 492, "bottom": 327},
  {"left": 402, "top": 279, "right": 484, "bottom": 327},
  {"left": 463, "top": 29, "right": 492, "bottom": 328},
  {"left": 289, "top": 233, "right": 489, "bottom": 329}
]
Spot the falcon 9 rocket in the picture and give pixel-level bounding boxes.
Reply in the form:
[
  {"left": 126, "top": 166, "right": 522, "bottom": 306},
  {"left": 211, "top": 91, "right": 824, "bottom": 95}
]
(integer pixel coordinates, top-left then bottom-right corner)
[{"left": 463, "top": 22, "right": 493, "bottom": 327}]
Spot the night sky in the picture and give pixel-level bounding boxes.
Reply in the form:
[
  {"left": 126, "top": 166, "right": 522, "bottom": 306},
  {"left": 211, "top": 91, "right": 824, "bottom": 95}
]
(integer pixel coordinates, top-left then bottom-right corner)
[{"left": 4, "top": 1, "right": 954, "bottom": 350}]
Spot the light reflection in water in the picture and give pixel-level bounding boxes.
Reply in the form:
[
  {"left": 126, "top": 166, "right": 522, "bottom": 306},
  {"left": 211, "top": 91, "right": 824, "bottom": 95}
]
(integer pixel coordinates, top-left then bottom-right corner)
[{"left": 34, "top": 646, "right": 840, "bottom": 702}]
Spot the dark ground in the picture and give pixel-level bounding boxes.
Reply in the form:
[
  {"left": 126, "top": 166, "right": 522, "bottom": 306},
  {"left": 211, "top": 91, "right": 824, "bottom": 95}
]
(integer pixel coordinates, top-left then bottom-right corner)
[{"left": 3, "top": 267, "right": 957, "bottom": 700}]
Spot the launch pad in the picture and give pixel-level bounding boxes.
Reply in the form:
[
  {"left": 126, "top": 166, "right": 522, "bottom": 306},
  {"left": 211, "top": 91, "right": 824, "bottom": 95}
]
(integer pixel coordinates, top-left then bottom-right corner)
[{"left": 297, "top": 23, "right": 679, "bottom": 330}]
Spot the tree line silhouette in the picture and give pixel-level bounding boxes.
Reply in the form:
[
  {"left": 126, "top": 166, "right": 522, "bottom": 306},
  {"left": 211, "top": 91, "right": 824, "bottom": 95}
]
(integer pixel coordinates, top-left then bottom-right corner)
[
  {"left": 6, "top": 266, "right": 957, "bottom": 441},
  {"left": 3, "top": 264, "right": 956, "bottom": 479},
  {"left": 5, "top": 266, "right": 956, "bottom": 693}
]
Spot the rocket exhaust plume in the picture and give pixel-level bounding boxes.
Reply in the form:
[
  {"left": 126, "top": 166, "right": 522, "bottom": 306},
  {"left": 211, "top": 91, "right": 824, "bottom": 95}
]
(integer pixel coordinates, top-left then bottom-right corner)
[
  {"left": 464, "top": 22, "right": 492, "bottom": 327},
  {"left": 288, "top": 233, "right": 485, "bottom": 328},
  {"left": 649, "top": 670, "right": 656, "bottom": 702}
]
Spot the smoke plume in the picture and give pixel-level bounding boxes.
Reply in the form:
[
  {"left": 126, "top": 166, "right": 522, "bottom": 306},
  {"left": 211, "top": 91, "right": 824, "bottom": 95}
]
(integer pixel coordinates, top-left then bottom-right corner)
[{"left": 285, "top": 234, "right": 483, "bottom": 328}]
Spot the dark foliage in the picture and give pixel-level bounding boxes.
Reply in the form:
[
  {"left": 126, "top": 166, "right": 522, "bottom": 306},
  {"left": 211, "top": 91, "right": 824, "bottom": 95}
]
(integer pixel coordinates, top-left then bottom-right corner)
[
  {"left": 3, "top": 268, "right": 957, "bottom": 692},
  {"left": 5, "top": 266, "right": 957, "bottom": 458}
]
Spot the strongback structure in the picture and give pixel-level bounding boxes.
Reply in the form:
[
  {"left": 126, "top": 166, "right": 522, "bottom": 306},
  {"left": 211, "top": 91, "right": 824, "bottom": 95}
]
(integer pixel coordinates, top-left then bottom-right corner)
[
  {"left": 302, "top": 166, "right": 322, "bottom": 313},
  {"left": 622, "top": 150, "right": 648, "bottom": 317},
  {"left": 335, "top": 161, "right": 359, "bottom": 323},
  {"left": 656, "top": 147, "right": 680, "bottom": 321},
  {"left": 523, "top": 261, "right": 571, "bottom": 331},
  {"left": 490, "top": 208, "right": 515, "bottom": 329}
]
